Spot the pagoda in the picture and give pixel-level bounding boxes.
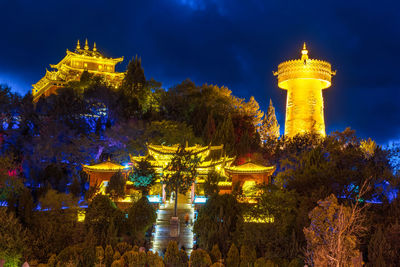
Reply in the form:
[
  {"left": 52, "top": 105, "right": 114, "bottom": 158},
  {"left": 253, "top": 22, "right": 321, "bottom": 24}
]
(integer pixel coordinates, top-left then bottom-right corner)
[
  {"left": 82, "top": 159, "right": 130, "bottom": 188},
  {"left": 32, "top": 39, "right": 125, "bottom": 102},
  {"left": 224, "top": 161, "right": 276, "bottom": 196}
]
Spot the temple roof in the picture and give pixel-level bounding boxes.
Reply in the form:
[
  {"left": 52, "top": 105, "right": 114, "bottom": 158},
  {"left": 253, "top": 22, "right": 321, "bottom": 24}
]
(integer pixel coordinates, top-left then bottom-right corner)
[
  {"left": 148, "top": 144, "right": 223, "bottom": 156},
  {"left": 82, "top": 160, "right": 130, "bottom": 172},
  {"left": 224, "top": 162, "right": 275, "bottom": 174}
]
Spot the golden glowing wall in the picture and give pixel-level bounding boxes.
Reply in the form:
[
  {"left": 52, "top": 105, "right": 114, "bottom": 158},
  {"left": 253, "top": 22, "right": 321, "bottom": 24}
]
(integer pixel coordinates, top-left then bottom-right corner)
[{"left": 284, "top": 79, "right": 326, "bottom": 137}]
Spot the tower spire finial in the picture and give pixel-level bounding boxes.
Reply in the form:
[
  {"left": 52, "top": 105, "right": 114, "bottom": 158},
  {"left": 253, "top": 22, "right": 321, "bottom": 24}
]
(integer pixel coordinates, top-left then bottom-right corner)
[
  {"left": 93, "top": 42, "right": 97, "bottom": 52},
  {"left": 301, "top": 42, "right": 309, "bottom": 61},
  {"left": 84, "top": 38, "right": 89, "bottom": 50},
  {"left": 76, "top": 40, "right": 81, "bottom": 50}
]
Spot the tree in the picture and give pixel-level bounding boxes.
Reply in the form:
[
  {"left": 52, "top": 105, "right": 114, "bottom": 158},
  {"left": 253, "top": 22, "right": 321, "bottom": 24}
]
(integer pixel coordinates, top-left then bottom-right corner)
[
  {"left": 106, "top": 171, "right": 126, "bottom": 202},
  {"left": 178, "top": 250, "right": 189, "bottom": 266},
  {"left": 129, "top": 158, "right": 157, "bottom": 195},
  {"left": 259, "top": 99, "right": 280, "bottom": 142},
  {"left": 56, "top": 245, "right": 81, "bottom": 266},
  {"left": 226, "top": 243, "right": 240, "bottom": 267},
  {"left": 189, "top": 249, "right": 212, "bottom": 267},
  {"left": 145, "top": 120, "right": 203, "bottom": 146},
  {"left": 127, "top": 197, "right": 156, "bottom": 239},
  {"left": 104, "top": 245, "right": 114, "bottom": 267},
  {"left": 203, "top": 112, "right": 216, "bottom": 144},
  {"left": 241, "top": 96, "right": 264, "bottom": 130},
  {"left": 30, "top": 189, "right": 80, "bottom": 262},
  {"left": 303, "top": 194, "right": 366, "bottom": 267},
  {"left": 240, "top": 245, "right": 256, "bottom": 267},
  {"left": 162, "top": 144, "right": 200, "bottom": 216},
  {"left": 47, "top": 254, "right": 57, "bottom": 267},
  {"left": 193, "top": 194, "right": 243, "bottom": 254},
  {"left": 85, "top": 195, "right": 124, "bottom": 246},
  {"left": 119, "top": 56, "right": 159, "bottom": 116},
  {"left": 254, "top": 258, "right": 266, "bottom": 267},
  {"left": 164, "top": 241, "right": 182, "bottom": 267},
  {"left": 146, "top": 251, "right": 164, "bottom": 267},
  {"left": 0, "top": 154, "right": 24, "bottom": 204},
  {"left": 115, "top": 242, "right": 132, "bottom": 256},
  {"left": 210, "top": 244, "right": 222, "bottom": 263},
  {"left": 265, "top": 259, "right": 277, "bottom": 267},
  {"left": 204, "top": 170, "right": 223, "bottom": 197},
  {"left": 0, "top": 208, "right": 28, "bottom": 267},
  {"left": 240, "top": 184, "right": 299, "bottom": 259},
  {"left": 367, "top": 225, "right": 388, "bottom": 267},
  {"left": 69, "top": 177, "right": 81, "bottom": 199},
  {"left": 213, "top": 114, "right": 235, "bottom": 155},
  {"left": 95, "top": 246, "right": 105, "bottom": 266}
]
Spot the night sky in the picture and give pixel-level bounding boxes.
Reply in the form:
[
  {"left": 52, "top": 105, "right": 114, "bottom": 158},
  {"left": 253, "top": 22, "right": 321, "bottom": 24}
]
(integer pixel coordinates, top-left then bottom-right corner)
[{"left": 0, "top": 0, "right": 399, "bottom": 144}]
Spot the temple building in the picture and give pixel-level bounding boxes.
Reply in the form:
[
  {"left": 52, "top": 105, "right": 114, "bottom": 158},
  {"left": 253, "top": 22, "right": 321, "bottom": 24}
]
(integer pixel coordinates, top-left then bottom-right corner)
[
  {"left": 32, "top": 39, "right": 125, "bottom": 102},
  {"left": 130, "top": 143, "right": 276, "bottom": 203},
  {"left": 131, "top": 143, "right": 235, "bottom": 203},
  {"left": 83, "top": 144, "right": 276, "bottom": 204},
  {"left": 82, "top": 159, "right": 130, "bottom": 189},
  {"left": 225, "top": 162, "right": 275, "bottom": 196},
  {"left": 274, "top": 43, "right": 335, "bottom": 137}
]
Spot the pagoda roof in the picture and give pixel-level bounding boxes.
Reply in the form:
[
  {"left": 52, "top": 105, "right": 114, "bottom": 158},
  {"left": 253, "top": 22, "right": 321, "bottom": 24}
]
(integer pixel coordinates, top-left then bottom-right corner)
[
  {"left": 50, "top": 50, "right": 123, "bottom": 70},
  {"left": 224, "top": 162, "right": 275, "bottom": 174},
  {"left": 147, "top": 143, "right": 223, "bottom": 156},
  {"left": 82, "top": 160, "right": 130, "bottom": 172}
]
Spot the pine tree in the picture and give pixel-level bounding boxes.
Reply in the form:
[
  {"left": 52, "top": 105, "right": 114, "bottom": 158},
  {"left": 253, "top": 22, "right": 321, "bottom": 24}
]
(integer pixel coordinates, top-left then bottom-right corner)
[
  {"left": 69, "top": 177, "right": 81, "bottom": 199},
  {"left": 121, "top": 56, "right": 146, "bottom": 97},
  {"left": 106, "top": 171, "right": 126, "bottom": 202},
  {"left": 254, "top": 258, "right": 266, "bottom": 267},
  {"left": 242, "top": 96, "right": 264, "bottom": 129},
  {"left": 189, "top": 249, "right": 212, "bottom": 267},
  {"left": 259, "top": 99, "right": 280, "bottom": 142},
  {"left": 226, "top": 243, "right": 240, "bottom": 267},
  {"left": 164, "top": 241, "right": 181, "bottom": 267},
  {"left": 120, "top": 56, "right": 150, "bottom": 115},
  {"left": 95, "top": 246, "right": 105, "bottom": 265},
  {"left": 104, "top": 245, "right": 114, "bottom": 267},
  {"left": 368, "top": 225, "right": 389, "bottom": 267},
  {"left": 213, "top": 114, "right": 235, "bottom": 155},
  {"left": 239, "top": 245, "right": 256, "bottom": 267},
  {"left": 210, "top": 244, "right": 222, "bottom": 263},
  {"left": 129, "top": 158, "right": 157, "bottom": 195},
  {"left": 203, "top": 112, "right": 216, "bottom": 144}
]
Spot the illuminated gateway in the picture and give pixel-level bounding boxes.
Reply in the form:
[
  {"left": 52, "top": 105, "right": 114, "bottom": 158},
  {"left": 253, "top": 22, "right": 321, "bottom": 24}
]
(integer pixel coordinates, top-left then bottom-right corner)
[
  {"left": 32, "top": 39, "right": 124, "bottom": 102},
  {"left": 274, "top": 43, "right": 335, "bottom": 137},
  {"left": 83, "top": 144, "right": 275, "bottom": 204}
]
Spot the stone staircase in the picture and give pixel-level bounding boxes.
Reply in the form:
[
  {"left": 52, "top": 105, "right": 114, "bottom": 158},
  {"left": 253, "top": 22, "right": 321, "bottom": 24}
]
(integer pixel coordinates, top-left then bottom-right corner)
[{"left": 151, "top": 193, "right": 194, "bottom": 256}]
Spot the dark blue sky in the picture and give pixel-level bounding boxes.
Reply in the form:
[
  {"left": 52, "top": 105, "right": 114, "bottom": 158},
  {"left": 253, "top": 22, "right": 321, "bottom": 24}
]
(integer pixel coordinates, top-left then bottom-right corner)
[{"left": 0, "top": 0, "right": 399, "bottom": 144}]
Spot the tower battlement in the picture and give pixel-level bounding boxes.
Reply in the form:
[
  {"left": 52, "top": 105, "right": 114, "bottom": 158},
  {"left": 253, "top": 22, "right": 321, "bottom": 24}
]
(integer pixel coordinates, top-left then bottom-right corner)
[
  {"left": 274, "top": 58, "right": 334, "bottom": 89},
  {"left": 274, "top": 43, "right": 336, "bottom": 137}
]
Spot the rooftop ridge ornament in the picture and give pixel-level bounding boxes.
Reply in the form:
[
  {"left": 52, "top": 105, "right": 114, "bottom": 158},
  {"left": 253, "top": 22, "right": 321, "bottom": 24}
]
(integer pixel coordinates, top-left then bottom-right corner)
[
  {"left": 84, "top": 38, "right": 89, "bottom": 50},
  {"left": 93, "top": 42, "right": 97, "bottom": 52},
  {"left": 301, "top": 42, "right": 309, "bottom": 61},
  {"left": 274, "top": 42, "right": 336, "bottom": 137},
  {"left": 76, "top": 40, "right": 81, "bottom": 50}
]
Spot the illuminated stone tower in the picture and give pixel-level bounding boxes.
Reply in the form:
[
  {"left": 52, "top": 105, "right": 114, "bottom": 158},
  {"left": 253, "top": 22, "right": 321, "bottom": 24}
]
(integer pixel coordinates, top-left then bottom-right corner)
[{"left": 274, "top": 43, "right": 335, "bottom": 137}]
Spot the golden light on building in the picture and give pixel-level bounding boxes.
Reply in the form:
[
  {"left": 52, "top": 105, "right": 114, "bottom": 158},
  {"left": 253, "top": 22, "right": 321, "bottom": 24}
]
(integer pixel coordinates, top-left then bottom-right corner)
[
  {"left": 274, "top": 43, "right": 336, "bottom": 137},
  {"left": 32, "top": 39, "right": 125, "bottom": 102}
]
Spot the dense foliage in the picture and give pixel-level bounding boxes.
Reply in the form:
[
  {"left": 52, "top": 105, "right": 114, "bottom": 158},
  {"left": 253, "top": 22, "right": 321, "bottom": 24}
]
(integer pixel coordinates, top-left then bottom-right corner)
[{"left": 0, "top": 56, "right": 398, "bottom": 266}]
